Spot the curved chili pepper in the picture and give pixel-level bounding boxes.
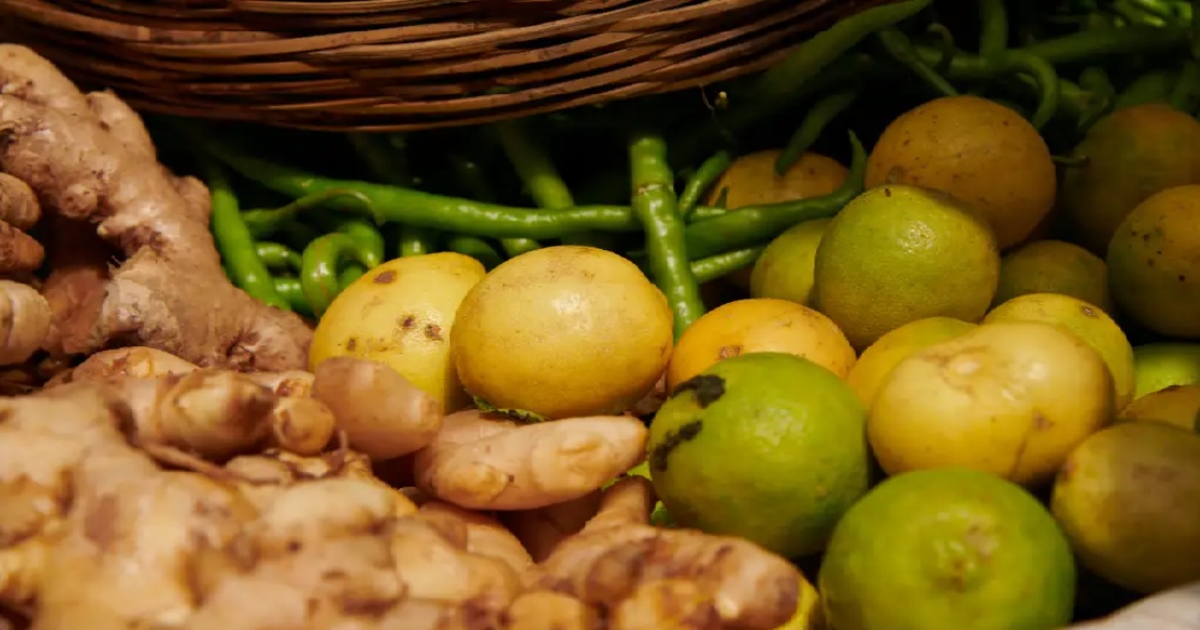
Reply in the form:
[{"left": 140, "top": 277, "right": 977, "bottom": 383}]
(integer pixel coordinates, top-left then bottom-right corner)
[
  {"left": 339, "top": 264, "right": 366, "bottom": 290},
  {"left": 242, "top": 189, "right": 375, "bottom": 238},
  {"left": 629, "top": 131, "right": 705, "bottom": 338},
  {"left": 300, "top": 233, "right": 375, "bottom": 318},
  {"left": 446, "top": 235, "right": 504, "bottom": 270},
  {"left": 495, "top": 118, "right": 603, "bottom": 248},
  {"left": 876, "top": 28, "right": 958, "bottom": 98},
  {"left": 398, "top": 225, "right": 437, "bottom": 257},
  {"left": 348, "top": 131, "right": 440, "bottom": 258},
  {"left": 272, "top": 277, "right": 313, "bottom": 317},
  {"left": 200, "top": 157, "right": 289, "bottom": 311},
  {"left": 255, "top": 242, "right": 302, "bottom": 274},
  {"left": 685, "top": 132, "right": 866, "bottom": 260},
  {"left": 332, "top": 219, "right": 385, "bottom": 269},
  {"left": 691, "top": 247, "right": 764, "bottom": 284},
  {"left": 678, "top": 151, "right": 731, "bottom": 220},
  {"left": 776, "top": 88, "right": 861, "bottom": 175},
  {"left": 449, "top": 152, "right": 540, "bottom": 258},
  {"left": 979, "top": 0, "right": 1009, "bottom": 57}
]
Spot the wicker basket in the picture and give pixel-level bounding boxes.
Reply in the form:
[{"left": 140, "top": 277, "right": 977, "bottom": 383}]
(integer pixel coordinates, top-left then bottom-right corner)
[{"left": 0, "top": 0, "right": 895, "bottom": 131}]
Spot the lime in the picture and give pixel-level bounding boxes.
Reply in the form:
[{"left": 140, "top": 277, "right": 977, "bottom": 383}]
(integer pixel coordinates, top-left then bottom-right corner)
[
  {"left": 819, "top": 468, "right": 1076, "bottom": 630},
  {"left": 648, "top": 352, "right": 870, "bottom": 557},
  {"left": 813, "top": 184, "right": 1000, "bottom": 350},
  {"left": 992, "top": 239, "right": 1112, "bottom": 312},
  {"left": 750, "top": 218, "right": 832, "bottom": 306},
  {"left": 1132, "top": 342, "right": 1200, "bottom": 399}
]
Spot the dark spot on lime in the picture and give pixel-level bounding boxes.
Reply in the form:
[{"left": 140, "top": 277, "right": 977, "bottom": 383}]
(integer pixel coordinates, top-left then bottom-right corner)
[
  {"left": 373, "top": 270, "right": 396, "bottom": 284},
  {"left": 649, "top": 420, "right": 704, "bottom": 472},
  {"left": 671, "top": 374, "right": 725, "bottom": 408}
]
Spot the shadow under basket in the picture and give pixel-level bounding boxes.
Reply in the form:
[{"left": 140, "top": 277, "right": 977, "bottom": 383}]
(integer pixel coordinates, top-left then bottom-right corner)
[{"left": 0, "top": 0, "right": 895, "bottom": 132}]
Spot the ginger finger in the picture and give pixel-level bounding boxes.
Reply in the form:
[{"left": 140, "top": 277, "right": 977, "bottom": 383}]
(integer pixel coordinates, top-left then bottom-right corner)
[
  {"left": 501, "top": 491, "right": 601, "bottom": 563},
  {"left": 0, "top": 280, "right": 49, "bottom": 366},
  {"left": 0, "top": 221, "right": 43, "bottom": 275},
  {"left": 246, "top": 369, "right": 314, "bottom": 397},
  {"left": 124, "top": 370, "right": 276, "bottom": 461},
  {"left": 0, "top": 174, "right": 38, "bottom": 231},
  {"left": 418, "top": 501, "right": 533, "bottom": 575},
  {"left": 265, "top": 395, "right": 336, "bottom": 456},
  {"left": 536, "top": 477, "right": 801, "bottom": 630},
  {"left": 0, "top": 45, "right": 91, "bottom": 118},
  {"left": 49, "top": 346, "right": 199, "bottom": 386},
  {"left": 413, "top": 414, "right": 647, "bottom": 511},
  {"left": 312, "top": 357, "right": 441, "bottom": 461},
  {"left": 503, "top": 591, "right": 598, "bottom": 630},
  {"left": 390, "top": 516, "right": 521, "bottom": 610},
  {"left": 85, "top": 91, "right": 156, "bottom": 161},
  {"left": 251, "top": 478, "right": 407, "bottom": 557},
  {"left": 608, "top": 579, "right": 720, "bottom": 630}
]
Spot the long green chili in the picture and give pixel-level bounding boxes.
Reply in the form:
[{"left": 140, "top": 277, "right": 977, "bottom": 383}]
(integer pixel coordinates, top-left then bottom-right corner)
[
  {"left": 678, "top": 151, "right": 732, "bottom": 220},
  {"left": 199, "top": 157, "right": 289, "bottom": 311},
  {"left": 629, "top": 131, "right": 705, "bottom": 338},
  {"left": 776, "top": 89, "right": 861, "bottom": 175}
]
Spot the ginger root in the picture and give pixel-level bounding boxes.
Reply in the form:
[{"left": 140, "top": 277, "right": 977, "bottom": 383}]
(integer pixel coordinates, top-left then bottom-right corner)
[
  {"left": 414, "top": 410, "right": 647, "bottom": 511},
  {"left": 0, "top": 280, "right": 49, "bottom": 366},
  {"left": 0, "top": 44, "right": 311, "bottom": 371}
]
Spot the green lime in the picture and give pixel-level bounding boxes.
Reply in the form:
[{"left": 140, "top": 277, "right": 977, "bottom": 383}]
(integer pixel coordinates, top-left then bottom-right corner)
[
  {"left": 1132, "top": 342, "right": 1200, "bottom": 399},
  {"left": 819, "top": 468, "right": 1076, "bottom": 630},
  {"left": 749, "top": 218, "right": 832, "bottom": 306},
  {"left": 647, "top": 352, "right": 870, "bottom": 558}
]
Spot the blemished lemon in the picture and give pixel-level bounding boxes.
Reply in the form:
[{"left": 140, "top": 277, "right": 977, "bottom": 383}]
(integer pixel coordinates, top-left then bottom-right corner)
[
  {"left": 1107, "top": 185, "right": 1200, "bottom": 339},
  {"left": 992, "top": 239, "right": 1112, "bottom": 312},
  {"left": 866, "top": 95, "right": 1057, "bottom": 249},
  {"left": 869, "top": 321, "right": 1113, "bottom": 487},
  {"left": 665, "top": 298, "right": 856, "bottom": 391},
  {"left": 649, "top": 352, "right": 871, "bottom": 558},
  {"left": 451, "top": 245, "right": 672, "bottom": 419},
  {"left": 1051, "top": 422, "right": 1200, "bottom": 594},
  {"left": 820, "top": 468, "right": 1076, "bottom": 630},
  {"left": 1060, "top": 103, "right": 1200, "bottom": 254},
  {"left": 813, "top": 184, "right": 1000, "bottom": 350},
  {"left": 984, "top": 293, "right": 1136, "bottom": 410},
  {"left": 846, "top": 316, "right": 976, "bottom": 408},
  {"left": 310, "top": 253, "right": 486, "bottom": 413}
]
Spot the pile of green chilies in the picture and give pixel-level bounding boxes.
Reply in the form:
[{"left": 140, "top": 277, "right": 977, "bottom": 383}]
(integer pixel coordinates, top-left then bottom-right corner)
[{"left": 188, "top": 0, "right": 1197, "bottom": 336}]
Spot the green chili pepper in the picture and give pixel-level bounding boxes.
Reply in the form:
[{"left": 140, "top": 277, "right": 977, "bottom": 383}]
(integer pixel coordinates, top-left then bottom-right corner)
[
  {"left": 1020, "top": 24, "right": 1187, "bottom": 63},
  {"left": 688, "top": 205, "right": 728, "bottom": 223},
  {"left": 876, "top": 28, "right": 958, "bottom": 98},
  {"left": 449, "top": 152, "right": 541, "bottom": 258},
  {"left": 398, "top": 225, "right": 437, "bottom": 257},
  {"left": 339, "top": 264, "right": 366, "bottom": 290},
  {"left": 348, "top": 132, "right": 439, "bottom": 255},
  {"left": 1170, "top": 61, "right": 1200, "bottom": 113},
  {"left": 495, "top": 118, "right": 602, "bottom": 248},
  {"left": 912, "top": 46, "right": 1060, "bottom": 129},
  {"left": 923, "top": 23, "right": 957, "bottom": 73},
  {"left": 447, "top": 235, "right": 504, "bottom": 270},
  {"left": 1115, "top": 68, "right": 1178, "bottom": 109},
  {"left": 255, "top": 242, "right": 302, "bottom": 273},
  {"left": 272, "top": 277, "right": 313, "bottom": 317},
  {"left": 979, "top": 0, "right": 1009, "bottom": 57},
  {"left": 678, "top": 151, "right": 732, "bottom": 220},
  {"left": 690, "top": 247, "right": 764, "bottom": 284},
  {"left": 776, "top": 88, "right": 861, "bottom": 175},
  {"left": 331, "top": 218, "right": 385, "bottom": 269},
  {"left": 629, "top": 131, "right": 705, "bottom": 338},
  {"left": 186, "top": 128, "right": 640, "bottom": 239},
  {"left": 242, "top": 189, "right": 374, "bottom": 238},
  {"left": 300, "top": 233, "right": 376, "bottom": 318},
  {"left": 685, "top": 132, "right": 866, "bottom": 260},
  {"left": 200, "top": 157, "right": 289, "bottom": 311}
]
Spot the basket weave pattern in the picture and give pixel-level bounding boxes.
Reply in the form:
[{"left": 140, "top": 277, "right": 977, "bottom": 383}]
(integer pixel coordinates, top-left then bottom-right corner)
[{"left": 0, "top": 0, "right": 894, "bottom": 131}]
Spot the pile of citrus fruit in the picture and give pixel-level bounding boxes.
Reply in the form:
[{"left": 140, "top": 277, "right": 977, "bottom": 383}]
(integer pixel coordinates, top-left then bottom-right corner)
[{"left": 309, "top": 95, "right": 1200, "bottom": 629}]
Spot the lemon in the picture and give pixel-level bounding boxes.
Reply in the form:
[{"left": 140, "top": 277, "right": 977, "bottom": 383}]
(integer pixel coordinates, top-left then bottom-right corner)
[
  {"left": 1060, "top": 103, "right": 1200, "bottom": 254},
  {"left": 649, "top": 352, "right": 870, "bottom": 558},
  {"left": 750, "top": 218, "right": 832, "bottom": 306},
  {"left": 1118, "top": 385, "right": 1200, "bottom": 431},
  {"left": 310, "top": 253, "right": 486, "bottom": 413},
  {"left": 1108, "top": 185, "right": 1200, "bottom": 339},
  {"left": 846, "top": 316, "right": 976, "bottom": 408},
  {"left": 984, "top": 293, "right": 1135, "bottom": 409},
  {"left": 813, "top": 184, "right": 1000, "bottom": 350},
  {"left": 665, "top": 298, "right": 856, "bottom": 391},
  {"left": 1132, "top": 342, "right": 1200, "bottom": 399},
  {"left": 866, "top": 95, "right": 1057, "bottom": 249},
  {"left": 819, "top": 468, "right": 1076, "bottom": 630},
  {"left": 451, "top": 245, "right": 672, "bottom": 419},
  {"left": 869, "top": 321, "right": 1113, "bottom": 487},
  {"left": 1051, "top": 422, "right": 1200, "bottom": 594},
  {"left": 993, "top": 239, "right": 1112, "bottom": 312}
]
